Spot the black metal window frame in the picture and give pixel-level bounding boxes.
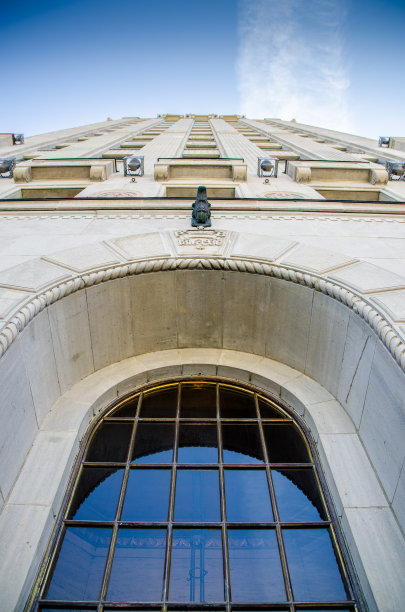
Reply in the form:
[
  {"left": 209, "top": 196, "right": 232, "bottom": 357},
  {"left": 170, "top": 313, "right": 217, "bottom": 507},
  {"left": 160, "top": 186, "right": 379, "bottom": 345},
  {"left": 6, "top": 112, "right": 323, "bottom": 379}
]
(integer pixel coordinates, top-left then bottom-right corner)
[{"left": 31, "top": 377, "right": 363, "bottom": 612}]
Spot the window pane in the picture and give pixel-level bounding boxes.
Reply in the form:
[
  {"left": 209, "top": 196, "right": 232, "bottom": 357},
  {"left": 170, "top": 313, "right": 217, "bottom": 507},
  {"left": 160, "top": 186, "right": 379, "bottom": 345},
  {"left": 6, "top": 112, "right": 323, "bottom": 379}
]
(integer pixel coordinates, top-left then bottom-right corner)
[
  {"left": 181, "top": 383, "right": 216, "bottom": 418},
  {"left": 174, "top": 470, "right": 221, "bottom": 522},
  {"left": 169, "top": 529, "right": 224, "bottom": 602},
  {"left": 228, "top": 529, "right": 286, "bottom": 602},
  {"left": 86, "top": 423, "right": 132, "bottom": 463},
  {"left": 272, "top": 469, "right": 326, "bottom": 522},
  {"left": 140, "top": 386, "right": 178, "bottom": 418},
  {"left": 45, "top": 527, "right": 111, "bottom": 601},
  {"left": 258, "top": 398, "right": 287, "bottom": 419},
  {"left": 122, "top": 469, "right": 171, "bottom": 522},
  {"left": 222, "top": 424, "right": 264, "bottom": 464},
  {"left": 178, "top": 425, "right": 218, "bottom": 464},
  {"left": 39, "top": 609, "right": 97, "bottom": 611},
  {"left": 225, "top": 470, "right": 273, "bottom": 522},
  {"left": 112, "top": 395, "right": 139, "bottom": 417},
  {"left": 39, "top": 609, "right": 98, "bottom": 611},
  {"left": 263, "top": 424, "right": 310, "bottom": 463},
  {"left": 132, "top": 423, "right": 174, "bottom": 464},
  {"left": 68, "top": 468, "right": 124, "bottom": 521},
  {"left": 220, "top": 387, "right": 256, "bottom": 419},
  {"left": 283, "top": 528, "right": 348, "bottom": 601},
  {"left": 107, "top": 528, "right": 166, "bottom": 602}
]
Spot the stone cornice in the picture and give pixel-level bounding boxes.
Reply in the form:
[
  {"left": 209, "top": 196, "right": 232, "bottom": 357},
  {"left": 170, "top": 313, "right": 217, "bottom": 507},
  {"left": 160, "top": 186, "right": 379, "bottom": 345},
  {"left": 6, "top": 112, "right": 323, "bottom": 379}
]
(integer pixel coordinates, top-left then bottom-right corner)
[{"left": 0, "top": 212, "right": 405, "bottom": 222}]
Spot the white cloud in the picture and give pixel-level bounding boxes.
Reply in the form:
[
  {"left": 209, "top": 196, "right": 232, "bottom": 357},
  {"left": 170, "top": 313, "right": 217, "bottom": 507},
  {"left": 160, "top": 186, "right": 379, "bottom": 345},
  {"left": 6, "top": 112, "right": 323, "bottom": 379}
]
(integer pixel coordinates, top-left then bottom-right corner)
[{"left": 237, "top": 0, "right": 351, "bottom": 132}]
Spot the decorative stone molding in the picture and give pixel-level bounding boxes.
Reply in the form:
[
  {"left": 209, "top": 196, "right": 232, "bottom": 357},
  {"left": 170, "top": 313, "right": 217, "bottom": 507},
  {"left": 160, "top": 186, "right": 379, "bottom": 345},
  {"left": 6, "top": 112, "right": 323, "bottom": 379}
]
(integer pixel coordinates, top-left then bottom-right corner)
[
  {"left": 89, "top": 164, "right": 108, "bottom": 181},
  {"left": 13, "top": 166, "right": 32, "bottom": 183},
  {"left": 0, "top": 255, "right": 404, "bottom": 372},
  {"left": 294, "top": 167, "right": 312, "bottom": 183},
  {"left": 371, "top": 168, "right": 389, "bottom": 185},
  {"left": 90, "top": 191, "right": 141, "bottom": 197},
  {"left": 263, "top": 192, "right": 306, "bottom": 199},
  {"left": 154, "top": 164, "right": 169, "bottom": 181},
  {"left": 232, "top": 164, "right": 247, "bottom": 181},
  {"left": 1, "top": 212, "right": 405, "bottom": 224}
]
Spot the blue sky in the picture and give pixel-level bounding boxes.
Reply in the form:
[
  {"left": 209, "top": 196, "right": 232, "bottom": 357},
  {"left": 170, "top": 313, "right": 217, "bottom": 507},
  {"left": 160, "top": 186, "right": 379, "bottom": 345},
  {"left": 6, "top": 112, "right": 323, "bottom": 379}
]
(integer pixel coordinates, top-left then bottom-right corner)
[{"left": 1, "top": 0, "right": 404, "bottom": 138}]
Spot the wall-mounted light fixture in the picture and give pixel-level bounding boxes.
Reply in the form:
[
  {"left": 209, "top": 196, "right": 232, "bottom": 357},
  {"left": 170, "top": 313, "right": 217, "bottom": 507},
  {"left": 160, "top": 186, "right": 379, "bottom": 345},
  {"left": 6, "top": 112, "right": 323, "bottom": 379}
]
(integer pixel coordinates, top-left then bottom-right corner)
[
  {"left": 12, "top": 134, "right": 24, "bottom": 145},
  {"left": 0, "top": 157, "right": 16, "bottom": 178},
  {"left": 258, "top": 157, "right": 278, "bottom": 178},
  {"left": 386, "top": 161, "right": 405, "bottom": 180},
  {"left": 378, "top": 136, "right": 390, "bottom": 147},
  {"left": 123, "top": 155, "right": 144, "bottom": 177}
]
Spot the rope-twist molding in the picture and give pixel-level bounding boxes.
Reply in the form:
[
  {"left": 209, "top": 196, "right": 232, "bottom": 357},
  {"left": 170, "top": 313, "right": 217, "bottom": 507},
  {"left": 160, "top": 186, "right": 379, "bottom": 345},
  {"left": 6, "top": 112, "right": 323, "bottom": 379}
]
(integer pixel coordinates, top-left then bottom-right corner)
[{"left": 0, "top": 256, "right": 404, "bottom": 371}]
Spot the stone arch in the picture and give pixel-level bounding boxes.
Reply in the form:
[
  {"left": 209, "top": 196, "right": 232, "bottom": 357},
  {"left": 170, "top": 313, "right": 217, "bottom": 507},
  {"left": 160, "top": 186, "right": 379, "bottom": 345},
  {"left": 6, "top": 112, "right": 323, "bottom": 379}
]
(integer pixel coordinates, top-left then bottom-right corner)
[{"left": 0, "top": 234, "right": 404, "bottom": 611}]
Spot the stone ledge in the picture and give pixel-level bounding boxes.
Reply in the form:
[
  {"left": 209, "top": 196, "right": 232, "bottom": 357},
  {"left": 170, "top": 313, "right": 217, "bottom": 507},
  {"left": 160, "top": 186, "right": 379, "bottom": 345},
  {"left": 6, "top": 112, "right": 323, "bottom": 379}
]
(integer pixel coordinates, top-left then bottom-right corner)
[
  {"left": 287, "top": 160, "right": 388, "bottom": 185},
  {"left": 13, "top": 159, "right": 115, "bottom": 183},
  {"left": 154, "top": 159, "right": 247, "bottom": 181}
]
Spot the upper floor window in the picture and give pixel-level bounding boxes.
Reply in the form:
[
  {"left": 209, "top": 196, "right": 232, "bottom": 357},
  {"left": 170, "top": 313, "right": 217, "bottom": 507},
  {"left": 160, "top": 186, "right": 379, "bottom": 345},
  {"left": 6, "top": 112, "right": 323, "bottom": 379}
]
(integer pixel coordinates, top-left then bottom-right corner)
[{"left": 33, "top": 380, "right": 359, "bottom": 611}]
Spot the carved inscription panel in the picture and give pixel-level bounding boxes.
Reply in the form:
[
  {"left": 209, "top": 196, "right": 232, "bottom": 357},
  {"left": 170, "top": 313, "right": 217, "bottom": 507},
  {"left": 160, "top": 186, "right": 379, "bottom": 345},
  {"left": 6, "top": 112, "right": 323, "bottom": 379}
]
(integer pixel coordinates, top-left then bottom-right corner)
[{"left": 173, "top": 229, "right": 230, "bottom": 255}]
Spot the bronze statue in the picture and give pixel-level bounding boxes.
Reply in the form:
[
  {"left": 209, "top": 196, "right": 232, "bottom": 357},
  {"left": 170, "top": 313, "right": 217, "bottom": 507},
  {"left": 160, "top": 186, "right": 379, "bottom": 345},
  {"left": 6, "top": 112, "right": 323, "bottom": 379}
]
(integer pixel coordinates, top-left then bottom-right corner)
[{"left": 191, "top": 186, "right": 211, "bottom": 227}]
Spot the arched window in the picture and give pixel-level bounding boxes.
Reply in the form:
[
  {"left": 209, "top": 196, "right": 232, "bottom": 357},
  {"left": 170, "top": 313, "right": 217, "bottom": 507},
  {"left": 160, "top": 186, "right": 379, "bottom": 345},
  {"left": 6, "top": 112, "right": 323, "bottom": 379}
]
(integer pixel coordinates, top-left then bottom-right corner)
[{"left": 32, "top": 380, "right": 359, "bottom": 611}]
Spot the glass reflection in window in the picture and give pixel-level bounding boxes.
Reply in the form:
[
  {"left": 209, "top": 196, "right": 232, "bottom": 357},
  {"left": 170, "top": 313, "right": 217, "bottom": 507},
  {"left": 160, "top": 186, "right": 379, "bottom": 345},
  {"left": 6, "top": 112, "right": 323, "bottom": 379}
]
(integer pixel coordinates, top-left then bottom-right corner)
[
  {"left": 107, "top": 528, "right": 166, "bottom": 602},
  {"left": 228, "top": 529, "right": 286, "bottom": 602},
  {"left": 68, "top": 467, "right": 124, "bottom": 521},
  {"left": 46, "top": 527, "right": 111, "bottom": 601},
  {"left": 272, "top": 469, "right": 326, "bottom": 522},
  {"left": 121, "top": 469, "right": 171, "bottom": 522},
  {"left": 174, "top": 470, "right": 221, "bottom": 522},
  {"left": 169, "top": 529, "right": 224, "bottom": 602},
  {"left": 132, "top": 423, "right": 174, "bottom": 464},
  {"left": 283, "top": 528, "right": 348, "bottom": 601},
  {"left": 222, "top": 424, "right": 264, "bottom": 464},
  {"left": 225, "top": 470, "right": 273, "bottom": 523},
  {"left": 177, "top": 424, "right": 218, "bottom": 464},
  {"left": 40, "top": 381, "right": 355, "bottom": 609}
]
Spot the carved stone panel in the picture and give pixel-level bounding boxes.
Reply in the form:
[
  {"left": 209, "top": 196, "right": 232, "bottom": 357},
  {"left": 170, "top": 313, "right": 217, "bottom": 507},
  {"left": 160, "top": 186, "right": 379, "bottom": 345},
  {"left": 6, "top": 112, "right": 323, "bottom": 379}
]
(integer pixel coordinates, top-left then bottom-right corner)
[{"left": 173, "top": 229, "right": 231, "bottom": 256}]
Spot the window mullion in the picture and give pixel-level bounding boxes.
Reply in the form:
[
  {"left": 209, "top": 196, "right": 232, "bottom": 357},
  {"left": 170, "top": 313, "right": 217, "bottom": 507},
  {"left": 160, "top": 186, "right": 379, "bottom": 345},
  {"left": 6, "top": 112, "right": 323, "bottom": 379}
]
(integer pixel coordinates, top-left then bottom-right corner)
[
  {"left": 257, "top": 395, "right": 294, "bottom": 604},
  {"left": 98, "top": 394, "right": 141, "bottom": 603},
  {"left": 163, "top": 383, "right": 181, "bottom": 603},
  {"left": 217, "top": 383, "right": 231, "bottom": 607}
]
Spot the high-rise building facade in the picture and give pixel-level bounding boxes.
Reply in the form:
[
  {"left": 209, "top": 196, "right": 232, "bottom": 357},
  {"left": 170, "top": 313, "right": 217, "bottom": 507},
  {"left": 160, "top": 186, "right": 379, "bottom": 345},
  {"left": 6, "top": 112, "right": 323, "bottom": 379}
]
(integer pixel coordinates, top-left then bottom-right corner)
[{"left": 0, "top": 115, "right": 404, "bottom": 612}]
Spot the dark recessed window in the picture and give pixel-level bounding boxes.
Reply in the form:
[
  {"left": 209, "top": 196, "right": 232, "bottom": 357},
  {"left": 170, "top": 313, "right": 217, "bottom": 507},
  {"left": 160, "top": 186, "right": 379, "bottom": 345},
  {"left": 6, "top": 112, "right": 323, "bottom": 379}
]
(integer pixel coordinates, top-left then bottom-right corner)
[{"left": 36, "top": 381, "right": 357, "bottom": 611}]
